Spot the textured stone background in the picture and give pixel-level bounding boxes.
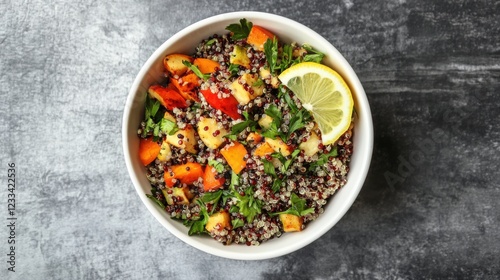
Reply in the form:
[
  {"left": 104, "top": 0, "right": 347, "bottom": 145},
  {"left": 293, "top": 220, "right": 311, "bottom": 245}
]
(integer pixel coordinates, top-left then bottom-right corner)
[{"left": 1, "top": 0, "right": 499, "bottom": 279}]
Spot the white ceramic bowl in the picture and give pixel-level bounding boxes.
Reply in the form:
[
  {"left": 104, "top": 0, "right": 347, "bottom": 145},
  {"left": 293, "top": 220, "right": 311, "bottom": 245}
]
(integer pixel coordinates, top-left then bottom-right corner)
[{"left": 123, "top": 11, "right": 373, "bottom": 260}]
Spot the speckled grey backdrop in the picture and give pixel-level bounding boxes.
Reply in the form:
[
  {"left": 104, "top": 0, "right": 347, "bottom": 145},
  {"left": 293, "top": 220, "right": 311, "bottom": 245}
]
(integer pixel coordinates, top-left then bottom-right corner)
[{"left": 1, "top": 0, "right": 499, "bottom": 279}]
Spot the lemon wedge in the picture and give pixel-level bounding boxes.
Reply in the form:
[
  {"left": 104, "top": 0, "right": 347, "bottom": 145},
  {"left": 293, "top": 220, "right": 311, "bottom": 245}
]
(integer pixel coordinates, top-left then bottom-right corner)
[{"left": 278, "top": 62, "right": 354, "bottom": 145}]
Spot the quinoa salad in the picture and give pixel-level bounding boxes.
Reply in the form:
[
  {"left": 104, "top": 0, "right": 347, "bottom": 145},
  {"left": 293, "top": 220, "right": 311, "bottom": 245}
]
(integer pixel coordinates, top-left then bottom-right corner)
[{"left": 137, "top": 19, "right": 354, "bottom": 245}]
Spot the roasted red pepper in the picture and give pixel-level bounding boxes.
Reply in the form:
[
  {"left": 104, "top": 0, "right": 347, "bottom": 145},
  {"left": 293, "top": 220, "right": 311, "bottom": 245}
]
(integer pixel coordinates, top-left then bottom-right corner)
[{"left": 200, "top": 89, "right": 242, "bottom": 120}]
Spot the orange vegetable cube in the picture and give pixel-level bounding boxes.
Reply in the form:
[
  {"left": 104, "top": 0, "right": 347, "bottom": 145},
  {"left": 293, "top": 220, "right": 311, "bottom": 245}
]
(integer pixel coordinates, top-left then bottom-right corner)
[
  {"left": 170, "top": 73, "right": 200, "bottom": 102},
  {"left": 193, "top": 58, "right": 220, "bottom": 74},
  {"left": 253, "top": 142, "right": 274, "bottom": 157},
  {"left": 247, "top": 25, "right": 276, "bottom": 51},
  {"left": 205, "top": 211, "right": 231, "bottom": 232},
  {"left": 220, "top": 141, "right": 248, "bottom": 174},
  {"left": 148, "top": 85, "right": 188, "bottom": 111},
  {"left": 279, "top": 214, "right": 303, "bottom": 232},
  {"left": 139, "top": 137, "right": 161, "bottom": 166},
  {"left": 203, "top": 165, "right": 225, "bottom": 192},
  {"left": 164, "top": 163, "right": 204, "bottom": 187}
]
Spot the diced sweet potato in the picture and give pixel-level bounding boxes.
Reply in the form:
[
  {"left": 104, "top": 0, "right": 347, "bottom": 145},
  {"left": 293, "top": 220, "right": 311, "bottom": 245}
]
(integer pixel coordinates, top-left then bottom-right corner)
[
  {"left": 205, "top": 211, "right": 231, "bottom": 232},
  {"left": 193, "top": 58, "right": 220, "bottom": 74},
  {"left": 246, "top": 132, "right": 263, "bottom": 144},
  {"left": 202, "top": 165, "right": 225, "bottom": 192},
  {"left": 139, "top": 137, "right": 161, "bottom": 166},
  {"left": 253, "top": 142, "right": 274, "bottom": 157},
  {"left": 163, "top": 54, "right": 193, "bottom": 77},
  {"left": 220, "top": 141, "right": 247, "bottom": 174},
  {"left": 148, "top": 85, "right": 188, "bottom": 111},
  {"left": 247, "top": 25, "right": 276, "bottom": 51},
  {"left": 200, "top": 89, "right": 242, "bottom": 120},
  {"left": 163, "top": 162, "right": 204, "bottom": 188},
  {"left": 279, "top": 213, "right": 303, "bottom": 232},
  {"left": 170, "top": 73, "right": 200, "bottom": 102}
]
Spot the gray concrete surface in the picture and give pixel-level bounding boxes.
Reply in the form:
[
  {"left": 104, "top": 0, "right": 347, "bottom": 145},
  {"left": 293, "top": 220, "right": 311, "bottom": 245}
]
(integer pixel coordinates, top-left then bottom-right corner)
[{"left": 1, "top": 0, "right": 499, "bottom": 279}]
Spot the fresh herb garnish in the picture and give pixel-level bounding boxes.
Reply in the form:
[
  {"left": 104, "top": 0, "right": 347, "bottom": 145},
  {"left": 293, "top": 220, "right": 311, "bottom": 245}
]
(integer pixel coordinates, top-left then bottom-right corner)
[
  {"left": 226, "top": 18, "right": 253, "bottom": 40},
  {"left": 228, "top": 63, "right": 240, "bottom": 76},
  {"left": 228, "top": 172, "right": 262, "bottom": 223},
  {"left": 146, "top": 193, "right": 165, "bottom": 209},
  {"left": 187, "top": 200, "right": 210, "bottom": 235},
  {"left": 208, "top": 159, "right": 225, "bottom": 173},
  {"left": 302, "top": 44, "right": 325, "bottom": 63},
  {"left": 226, "top": 111, "right": 257, "bottom": 140},
  {"left": 287, "top": 109, "right": 309, "bottom": 137},
  {"left": 262, "top": 159, "right": 277, "bottom": 178},
  {"left": 231, "top": 218, "right": 245, "bottom": 229},
  {"left": 308, "top": 146, "right": 338, "bottom": 171},
  {"left": 182, "top": 60, "right": 210, "bottom": 80},
  {"left": 141, "top": 95, "right": 178, "bottom": 140},
  {"left": 264, "top": 37, "right": 279, "bottom": 73},
  {"left": 205, "top": 38, "right": 216, "bottom": 46},
  {"left": 272, "top": 193, "right": 314, "bottom": 217}
]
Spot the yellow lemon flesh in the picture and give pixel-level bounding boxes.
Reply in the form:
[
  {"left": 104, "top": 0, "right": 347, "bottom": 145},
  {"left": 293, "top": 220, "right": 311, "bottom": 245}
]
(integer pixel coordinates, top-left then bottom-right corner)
[{"left": 278, "top": 62, "right": 354, "bottom": 145}]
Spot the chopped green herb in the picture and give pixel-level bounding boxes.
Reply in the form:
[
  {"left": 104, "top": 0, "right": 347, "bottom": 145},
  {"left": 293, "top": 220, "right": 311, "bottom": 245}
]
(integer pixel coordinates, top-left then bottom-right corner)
[
  {"left": 264, "top": 37, "right": 279, "bottom": 73},
  {"left": 159, "top": 118, "right": 179, "bottom": 136},
  {"left": 228, "top": 172, "right": 262, "bottom": 223},
  {"left": 146, "top": 193, "right": 165, "bottom": 209},
  {"left": 252, "top": 78, "right": 264, "bottom": 87},
  {"left": 308, "top": 146, "right": 338, "bottom": 171},
  {"left": 228, "top": 63, "right": 240, "bottom": 76},
  {"left": 226, "top": 111, "right": 257, "bottom": 139},
  {"left": 272, "top": 193, "right": 314, "bottom": 217},
  {"left": 231, "top": 218, "right": 245, "bottom": 229},
  {"left": 205, "top": 38, "right": 216, "bottom": 46},
  {"left": 302, "top": 44, "right": 325, "bottom": 63},
  {"left": 262, "top": 159, "right": 277, "bottom": 178},
  {"left": 208, "top": 159, "right": 225, "bottom": 173},
  {"left": 182, "top": 60, "right": 210, "bottom": 80},
  {"left": 226, "top": 18, "right": 253, "bottom": 40},
  {"left": 187, "top": 200, "right": 210, "bottom": 235},
  {"left": 271, "top": 178, "right": 282, "bottom": 193}
]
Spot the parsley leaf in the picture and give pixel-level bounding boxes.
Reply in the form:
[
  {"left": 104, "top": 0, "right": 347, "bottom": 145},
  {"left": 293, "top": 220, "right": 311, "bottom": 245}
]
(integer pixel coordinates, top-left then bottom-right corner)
[
  {"left": 228, "top": 172, "right": 262, "bottom": 223},
  {"left": 182, "top": 60, "right": 210, "bottom": 80},
  {"left": 302, "top": 44, "right": 325, "bottom": 63},
  {"left": 271, "top": 179, "right": 283, "bottom": 193},
  {"left": 261, "top": 105, "right": 286, "bottom": 140},
  {"left": 273, "top": 193, "right": 314, "bottom": 217},
  {"left": 226, "top": 18, "right": 253, "bottom": 40},
  {"left": 142, "top": 94, "right": 178, "bottom": 140},
  {"left": 262, "top": 159, "right": 277, "bottom": 178},
  {"left": 146, "top": 193, "right": 165, "bottom": 209},
  {"left": 226, "top": 111, "right": 257, "bottom": 139},
  {"left": 308, "top": 146, "right": 338, "bottom": 171},
  {"left": 264, "top": 37, "right": 279, "bottom": 73},
  {"left": 231, "top": 218, "right": 245, "bottom": 229},
  {"left": 187, "top": 200, "right": 210, "bottom": 235},
  {"left": 208, "top": 159, "right": 225, "bottom": 173},
  {"left": 287, "top": 109, "right": 309, "bottom": 138},
  {"left": 228, "top": 63, "right": 240, "bottom": 76},
  {"left": 283, "top": 90, "right": 298, "bottom": 113},
  {"left": 158, "top": 118, "right": 179, "bottom": 136}
]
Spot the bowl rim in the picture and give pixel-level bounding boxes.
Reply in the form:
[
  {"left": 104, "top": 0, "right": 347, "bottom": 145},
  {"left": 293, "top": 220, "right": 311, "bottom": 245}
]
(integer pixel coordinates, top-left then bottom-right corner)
[{"left": 123, "top": 11, "right": 373, "bottom": 260}]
